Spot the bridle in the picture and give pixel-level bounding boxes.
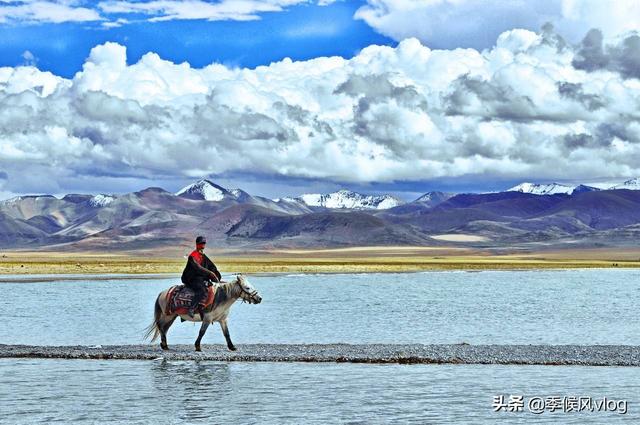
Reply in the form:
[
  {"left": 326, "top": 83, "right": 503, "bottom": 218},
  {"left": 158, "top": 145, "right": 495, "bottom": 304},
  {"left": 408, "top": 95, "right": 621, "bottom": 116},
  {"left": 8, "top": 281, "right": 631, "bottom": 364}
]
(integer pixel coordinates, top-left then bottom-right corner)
[{"left": 236, "top": 278, "right": 259, "bottom": 303}]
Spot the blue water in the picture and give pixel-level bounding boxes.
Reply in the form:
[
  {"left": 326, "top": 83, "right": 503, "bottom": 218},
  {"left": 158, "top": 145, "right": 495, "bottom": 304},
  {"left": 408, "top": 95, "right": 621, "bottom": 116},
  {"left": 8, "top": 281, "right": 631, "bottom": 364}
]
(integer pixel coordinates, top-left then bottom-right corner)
[
  {"left": 0, "top": 269, "right": 639, "bottom": 346},
  {"left": 2, "top": 270, "right": 639, "bottom": 424},
  {"left": 0, "top": 359, "right": 637, "bottom": 424}
]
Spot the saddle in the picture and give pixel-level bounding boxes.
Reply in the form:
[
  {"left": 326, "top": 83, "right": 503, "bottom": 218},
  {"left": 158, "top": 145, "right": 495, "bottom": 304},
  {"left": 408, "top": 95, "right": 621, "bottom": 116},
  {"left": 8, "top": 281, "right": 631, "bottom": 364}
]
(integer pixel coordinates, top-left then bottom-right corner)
[{"left": 167, "top": 284, "right": 216, "bottom": 315}]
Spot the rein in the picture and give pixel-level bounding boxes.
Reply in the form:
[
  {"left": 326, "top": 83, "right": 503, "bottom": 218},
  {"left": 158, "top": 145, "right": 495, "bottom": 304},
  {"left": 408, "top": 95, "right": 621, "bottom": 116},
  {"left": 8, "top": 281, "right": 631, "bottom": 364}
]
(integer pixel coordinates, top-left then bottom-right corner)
[
  {"left": 234, "top": 278, "right": 258, "bottom": 303},
  {"left": 213, "top": 278, "right": 256, "bottom": 303}
]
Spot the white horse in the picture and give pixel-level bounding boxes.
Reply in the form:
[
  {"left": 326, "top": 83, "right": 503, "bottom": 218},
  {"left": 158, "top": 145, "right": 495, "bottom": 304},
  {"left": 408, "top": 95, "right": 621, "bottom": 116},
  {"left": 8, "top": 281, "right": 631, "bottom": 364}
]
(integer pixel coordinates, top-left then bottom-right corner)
[{"left": 145, "top": 274, "right": 262, "bottom": 352}]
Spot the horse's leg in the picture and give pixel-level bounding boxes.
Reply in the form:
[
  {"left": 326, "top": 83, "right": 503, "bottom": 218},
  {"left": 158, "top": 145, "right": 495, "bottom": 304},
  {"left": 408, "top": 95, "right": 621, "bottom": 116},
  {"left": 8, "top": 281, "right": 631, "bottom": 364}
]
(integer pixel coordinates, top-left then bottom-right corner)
[
  {"left": 195, "top": 320, "right": 210, "bottom": 352},
  {"left": 159, "top": 314, "right": 177, "bottom": 351},
  {"left": 219, "top": 319, "right": 236, "bottom": 351}
]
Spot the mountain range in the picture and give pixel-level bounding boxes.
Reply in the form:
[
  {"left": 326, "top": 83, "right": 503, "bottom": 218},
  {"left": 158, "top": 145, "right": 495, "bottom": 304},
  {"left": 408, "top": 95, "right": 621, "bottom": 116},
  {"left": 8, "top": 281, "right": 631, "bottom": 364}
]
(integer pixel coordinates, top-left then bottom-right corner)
[
  {"left": 507, "top": 178, "right": 640, "bottom": 195},
  {"left": 2, "top": 178, "right": 640, "bottom": 252}
]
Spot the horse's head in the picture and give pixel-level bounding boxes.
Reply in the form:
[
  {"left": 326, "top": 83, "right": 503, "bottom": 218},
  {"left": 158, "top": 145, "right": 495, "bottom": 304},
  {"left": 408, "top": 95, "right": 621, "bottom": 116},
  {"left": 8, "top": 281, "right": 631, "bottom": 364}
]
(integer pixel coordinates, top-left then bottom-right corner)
[{"left": 235, "top": 274, "right": 262, "bottom": 304}]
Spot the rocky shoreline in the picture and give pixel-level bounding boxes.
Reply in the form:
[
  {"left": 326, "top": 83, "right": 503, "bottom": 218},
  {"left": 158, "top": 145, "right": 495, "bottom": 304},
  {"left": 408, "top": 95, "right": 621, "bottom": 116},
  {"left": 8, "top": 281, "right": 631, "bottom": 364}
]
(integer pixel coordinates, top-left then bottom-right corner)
[{"left": 1, "top": 344, "right": 639, "bottom": 366}]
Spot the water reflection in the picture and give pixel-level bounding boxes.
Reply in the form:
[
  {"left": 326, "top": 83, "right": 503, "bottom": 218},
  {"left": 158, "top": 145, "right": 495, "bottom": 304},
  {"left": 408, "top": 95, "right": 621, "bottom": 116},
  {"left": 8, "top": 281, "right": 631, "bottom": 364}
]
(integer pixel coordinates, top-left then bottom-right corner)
[
  {"left": 3, "top": 359, "right": 639, "bottom": 424},
  {"left": 151, "top": 360, "right": 233, "bottom": 421},
  {"left": 152, "top": 360, "right": 232, "bottom": 386}
]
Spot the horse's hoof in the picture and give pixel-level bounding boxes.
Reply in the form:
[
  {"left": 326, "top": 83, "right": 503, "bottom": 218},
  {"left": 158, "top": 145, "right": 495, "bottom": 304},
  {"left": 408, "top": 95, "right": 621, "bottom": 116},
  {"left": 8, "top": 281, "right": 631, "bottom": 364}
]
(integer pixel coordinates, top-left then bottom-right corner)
[
  {"left": 160, "top": 344, "right": 169, "bottom": 351},
  {"left": 228, "top": 345, "right": 237, "bottom": 351},
  {"left": 195, "top": 346, "right": 202, "bottom": 352}
]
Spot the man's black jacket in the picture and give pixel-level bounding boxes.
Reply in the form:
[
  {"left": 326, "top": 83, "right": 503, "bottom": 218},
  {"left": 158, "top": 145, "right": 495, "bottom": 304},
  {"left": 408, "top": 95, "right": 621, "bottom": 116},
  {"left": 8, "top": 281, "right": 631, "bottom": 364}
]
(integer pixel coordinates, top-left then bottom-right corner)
[{"left": 181, "top": 251, "right": 221, "bottom": 285}]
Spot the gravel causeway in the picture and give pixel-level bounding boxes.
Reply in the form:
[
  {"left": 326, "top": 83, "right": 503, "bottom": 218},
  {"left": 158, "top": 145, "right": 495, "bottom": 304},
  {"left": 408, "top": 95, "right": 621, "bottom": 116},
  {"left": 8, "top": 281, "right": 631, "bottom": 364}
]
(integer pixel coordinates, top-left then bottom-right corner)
[{"left": 1, "top": 344, "right": 638, "bottom": 366}]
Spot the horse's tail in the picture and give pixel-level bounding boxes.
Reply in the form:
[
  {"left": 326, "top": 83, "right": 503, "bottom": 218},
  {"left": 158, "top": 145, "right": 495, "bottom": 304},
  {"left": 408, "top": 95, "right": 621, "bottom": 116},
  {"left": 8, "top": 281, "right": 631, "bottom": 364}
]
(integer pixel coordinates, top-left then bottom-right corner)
[{"left": 143, "top": 295, "right": 162, "bottom": 342}]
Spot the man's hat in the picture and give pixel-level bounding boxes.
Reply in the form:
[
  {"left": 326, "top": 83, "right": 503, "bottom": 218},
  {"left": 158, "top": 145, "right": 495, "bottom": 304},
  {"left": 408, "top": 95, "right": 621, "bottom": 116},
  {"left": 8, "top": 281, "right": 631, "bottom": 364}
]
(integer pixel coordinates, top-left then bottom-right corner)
[{"left": 195, "top": 235, "right": 207, "bottom": 245}]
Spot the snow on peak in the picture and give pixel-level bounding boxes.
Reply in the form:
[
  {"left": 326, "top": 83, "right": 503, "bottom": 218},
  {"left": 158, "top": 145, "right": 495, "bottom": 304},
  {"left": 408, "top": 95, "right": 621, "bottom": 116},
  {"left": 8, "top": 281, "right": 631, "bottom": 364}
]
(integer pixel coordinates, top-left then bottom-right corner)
[
  {"left": 0, "top": 196, "right": 23, "bottom": 205},
  {"left": 274, "top": 197, "right": 300, "bottom": 203},
  {"left": 89, "top": 194, "right": 115, "bottom": 207},
  {"left": 610, "top": 178, "right": 640, "bottom": 190},
  {"left": 376, "top": 197, "right": 403, "bottom": 209},
  {"left": 507, "top": 182, "right": 574, "bottom": 195},
  {"left": 509, "top": 179, "right": 640, "bottom": 195},
  {"left": 176, "top": 179, "right": 228, "bottom": 201},
  {"left": 416, "top": 193, "right": 435, "bottom": 202},
  {"left": 229, "top": 188, "right": 252, "bottom": 201},
  {"left": 296, "top": 189, "right": 403, "bottom": 210},
  {"left": 0, "top": 195, "right": 57, "bottom": 205},
  {"left": 414, "top": 191, "right": 454, "bottom": 202}
]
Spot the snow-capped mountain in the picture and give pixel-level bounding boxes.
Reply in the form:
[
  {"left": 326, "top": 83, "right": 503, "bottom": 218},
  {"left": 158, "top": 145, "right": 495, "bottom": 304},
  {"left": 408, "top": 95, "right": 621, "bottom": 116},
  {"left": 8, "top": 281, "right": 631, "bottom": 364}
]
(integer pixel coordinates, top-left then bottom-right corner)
[
  {"left": 0, "top": 196, "right": 23, "bottom": 205},
  {"left": 508, "top": 182, "right": 574, "bottom": 195},
  {"left": 507, "top": 178, "right": 640, "bottom": 195},
  {"left": 88, "top": 194, "right": 115, "bottom": 207},
  {"left": 229, "top": 188, "right": 254, "bottom": 202},
  {"left": 610, "top": 178, "right": 640, "bottom": 190},
  {"left": 289, "top": 190, "right": 403, "bottom": 210},
  {"left": 0, "top": 195, "right": 58, "bottom": 205},
  {"left": 413, "top": 191, "right": 455, "bottom": 206},
  {"left": 5, "top": 177, "right": 640, "bottom": 250},
  {"left": 176, "top": 179, "right": 234, "bottom": 201},
  {"left": 174, "top": 181, "right": 432, "bottom": 209}
]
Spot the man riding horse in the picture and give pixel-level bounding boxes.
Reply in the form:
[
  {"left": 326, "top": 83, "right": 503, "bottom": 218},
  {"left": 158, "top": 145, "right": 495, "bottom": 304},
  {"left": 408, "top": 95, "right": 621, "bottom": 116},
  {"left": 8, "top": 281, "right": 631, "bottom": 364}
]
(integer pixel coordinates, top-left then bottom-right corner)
[{"left": 181, "top": 236, "right": 222, "bottom": 318}]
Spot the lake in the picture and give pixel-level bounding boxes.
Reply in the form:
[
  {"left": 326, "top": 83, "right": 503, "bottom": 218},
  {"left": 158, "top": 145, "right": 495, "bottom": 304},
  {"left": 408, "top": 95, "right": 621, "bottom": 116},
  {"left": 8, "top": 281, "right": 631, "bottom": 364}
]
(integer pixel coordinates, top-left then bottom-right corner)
[
  {"left": 0, "top": 269, "right": 639, "bottom": 346},
  {"left": 1, "top": 269, "right": 638, "bottom": 423},
  {"left": 1, "top": 359, "right": 637, "bottom": 424}
]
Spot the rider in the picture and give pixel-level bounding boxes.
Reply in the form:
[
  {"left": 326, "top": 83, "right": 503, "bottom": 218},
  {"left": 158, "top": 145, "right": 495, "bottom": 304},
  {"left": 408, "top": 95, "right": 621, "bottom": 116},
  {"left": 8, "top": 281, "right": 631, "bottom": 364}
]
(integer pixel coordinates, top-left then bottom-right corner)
[{"left": 181, "top": 236, "right": 222, "bottom": 318}]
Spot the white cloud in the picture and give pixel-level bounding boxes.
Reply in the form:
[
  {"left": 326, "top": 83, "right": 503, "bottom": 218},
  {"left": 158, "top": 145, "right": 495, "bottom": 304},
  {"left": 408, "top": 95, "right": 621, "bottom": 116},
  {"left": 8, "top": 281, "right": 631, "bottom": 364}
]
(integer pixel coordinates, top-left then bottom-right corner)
[
  {"left": 100, "top": 17, "right": 128, "bottom": 28},
  {"left": 21, "top": 50, "right": 37, "bottom": 66},
  {"left": 1, "top": 26, "right": 640, "bottom": 195},
  {"left": 98, "top": 0, "right": 310, "bottom": 22},
  {"left": 0, "top": 65, "right": 67, "bottom": 95},
  {"left": 355, "top": 0, "right": 640, "bottom": 48},
  {"left": 0, "top": 0, "right": 331, "bottom": 26},
  {"left": 0, "top": 1, "right": 102, "bottom": 24},
  {"left": 281, "top": 20, "right": 344, "bottom": 38},
  {"left": 559, "top": 0, "right": 640, "bottom": 38}
]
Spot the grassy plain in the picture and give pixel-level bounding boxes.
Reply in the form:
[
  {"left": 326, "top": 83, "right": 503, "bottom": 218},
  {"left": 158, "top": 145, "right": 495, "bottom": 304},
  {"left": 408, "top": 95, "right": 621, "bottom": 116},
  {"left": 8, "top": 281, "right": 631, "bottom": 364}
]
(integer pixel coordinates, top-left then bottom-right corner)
[{"left": 1, "top": 246, "right": 639, "bottom": 275}]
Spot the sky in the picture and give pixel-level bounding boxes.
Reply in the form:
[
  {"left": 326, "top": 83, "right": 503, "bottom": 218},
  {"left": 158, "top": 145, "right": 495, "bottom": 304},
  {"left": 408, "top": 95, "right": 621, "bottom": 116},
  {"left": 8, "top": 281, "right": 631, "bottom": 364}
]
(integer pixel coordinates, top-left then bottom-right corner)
[{"left": 1, "top": 0, "right": 640, "bottom": 200}]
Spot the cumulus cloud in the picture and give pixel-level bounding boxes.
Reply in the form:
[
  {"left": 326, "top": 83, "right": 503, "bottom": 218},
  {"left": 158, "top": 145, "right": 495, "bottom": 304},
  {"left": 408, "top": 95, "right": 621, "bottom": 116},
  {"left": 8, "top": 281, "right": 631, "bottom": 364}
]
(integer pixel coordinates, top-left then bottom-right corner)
[
  {"left": 573, "top": 29, "right": 640, "bottom": 79},
  {"left": 1, "top": 26, "right": 640, "bottom": 195},
  {"left": 355, "top": 0, "right": 640, "bottom": 48}
]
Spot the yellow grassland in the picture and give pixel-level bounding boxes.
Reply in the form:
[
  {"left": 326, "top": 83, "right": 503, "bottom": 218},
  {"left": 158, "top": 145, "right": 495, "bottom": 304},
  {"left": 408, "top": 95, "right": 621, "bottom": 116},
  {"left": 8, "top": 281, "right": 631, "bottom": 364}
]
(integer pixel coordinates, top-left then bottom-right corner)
[{"left": 1, "top": 246, "right": 639, "bottom": 275}]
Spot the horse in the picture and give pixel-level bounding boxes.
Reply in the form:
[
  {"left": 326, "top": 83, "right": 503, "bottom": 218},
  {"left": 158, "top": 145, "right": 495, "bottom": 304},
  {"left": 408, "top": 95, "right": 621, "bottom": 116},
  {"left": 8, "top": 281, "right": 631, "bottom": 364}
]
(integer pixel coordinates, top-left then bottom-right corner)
[{"left": 144, "top": 274, "right": 262, "bottom": 352}]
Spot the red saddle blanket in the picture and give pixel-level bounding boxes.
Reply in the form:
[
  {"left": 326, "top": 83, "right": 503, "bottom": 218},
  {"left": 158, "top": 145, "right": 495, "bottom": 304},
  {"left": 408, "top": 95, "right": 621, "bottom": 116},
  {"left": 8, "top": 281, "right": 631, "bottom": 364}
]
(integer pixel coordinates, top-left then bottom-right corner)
[{"left": 167, "top": 285, "right": 216, "bottom": 315}]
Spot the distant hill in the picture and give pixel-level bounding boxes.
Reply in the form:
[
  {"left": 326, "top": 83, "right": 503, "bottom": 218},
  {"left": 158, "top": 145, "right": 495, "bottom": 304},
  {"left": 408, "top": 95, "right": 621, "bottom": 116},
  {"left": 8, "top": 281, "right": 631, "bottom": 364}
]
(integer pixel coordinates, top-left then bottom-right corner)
[{"left": 2, "top": 179, "right": 640, "bottom": 251}]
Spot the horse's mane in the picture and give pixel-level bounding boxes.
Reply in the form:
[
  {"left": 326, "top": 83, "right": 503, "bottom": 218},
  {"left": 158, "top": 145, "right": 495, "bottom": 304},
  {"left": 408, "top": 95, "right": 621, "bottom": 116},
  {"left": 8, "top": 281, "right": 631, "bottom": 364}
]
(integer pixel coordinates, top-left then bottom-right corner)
[{"left": 218, "top": 275, "right": 240, "bottom": 297}]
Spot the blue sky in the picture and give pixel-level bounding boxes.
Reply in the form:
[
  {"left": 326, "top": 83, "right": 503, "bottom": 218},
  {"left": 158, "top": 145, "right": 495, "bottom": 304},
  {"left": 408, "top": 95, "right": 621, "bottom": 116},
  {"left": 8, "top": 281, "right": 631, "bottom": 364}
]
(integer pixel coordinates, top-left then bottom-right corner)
[
  {"left": 0, "top": 2, "right": 392, "bottom": 77},
  {"left": 0, "top": 0, "right": 639, "bottom": 200}
]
